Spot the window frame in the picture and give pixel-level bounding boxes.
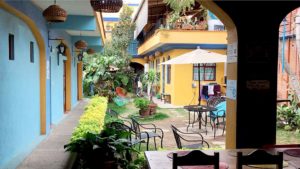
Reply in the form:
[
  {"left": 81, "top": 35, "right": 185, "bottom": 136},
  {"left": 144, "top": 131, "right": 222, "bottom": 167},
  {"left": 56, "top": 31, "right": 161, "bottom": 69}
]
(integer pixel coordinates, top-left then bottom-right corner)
[
  {"left": 167, "top": 56, "right": 171, "bottom": 84},
  {"left": 193, "top": 63, "right": 216, "bottom": 81}
]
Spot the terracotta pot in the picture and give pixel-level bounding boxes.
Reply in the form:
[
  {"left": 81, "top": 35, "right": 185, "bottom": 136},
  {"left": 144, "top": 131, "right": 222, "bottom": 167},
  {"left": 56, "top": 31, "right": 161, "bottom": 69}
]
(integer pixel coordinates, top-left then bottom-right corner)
[
  {"left": 139, "top": 109, "right": 150, "bottom": 117},
  {"left": 148, "top": 103, "right": 157, "bottom": 115}
]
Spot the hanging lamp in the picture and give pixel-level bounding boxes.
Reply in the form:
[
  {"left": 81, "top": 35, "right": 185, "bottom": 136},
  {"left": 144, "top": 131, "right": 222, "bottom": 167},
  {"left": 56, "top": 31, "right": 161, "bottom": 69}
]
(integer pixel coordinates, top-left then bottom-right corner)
[
  {"left": 87, "top": 48, "right": 96, "bottom": 54},
  {"left": 43, "top": 0, "right": 67, "bottom": 23},
  {"left": 90, "top": 0, "right": 123, "bottom": 13},
  {"left": 75, "top": 32, "right": 88, "bottom": 50}
]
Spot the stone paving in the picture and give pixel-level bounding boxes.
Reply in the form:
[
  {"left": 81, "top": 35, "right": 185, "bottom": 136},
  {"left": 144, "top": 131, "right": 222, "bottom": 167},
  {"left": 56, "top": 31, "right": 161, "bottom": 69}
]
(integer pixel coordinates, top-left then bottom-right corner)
[{"left": 17, "top": 99, "right": 89, "bottom": 169}]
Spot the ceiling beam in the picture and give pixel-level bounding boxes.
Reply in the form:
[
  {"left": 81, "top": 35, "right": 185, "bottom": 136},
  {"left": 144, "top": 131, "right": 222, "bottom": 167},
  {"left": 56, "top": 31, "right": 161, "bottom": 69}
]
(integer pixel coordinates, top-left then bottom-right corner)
[{"left": 50, "top": 15, "right": 96, "bottom": 31}]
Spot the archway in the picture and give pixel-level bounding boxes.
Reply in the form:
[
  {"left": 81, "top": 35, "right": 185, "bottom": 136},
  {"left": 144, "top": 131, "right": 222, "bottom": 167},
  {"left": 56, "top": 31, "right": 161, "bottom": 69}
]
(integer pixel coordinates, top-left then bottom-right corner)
[
  {"left": 198, "top": 0, "right": 237, "bottom": 149},
  {"left": 276, "top": 7, "right": 300, "bottom": 145},
  {"left": 0, "top": 1, "right": 47, "bottom": 134}
]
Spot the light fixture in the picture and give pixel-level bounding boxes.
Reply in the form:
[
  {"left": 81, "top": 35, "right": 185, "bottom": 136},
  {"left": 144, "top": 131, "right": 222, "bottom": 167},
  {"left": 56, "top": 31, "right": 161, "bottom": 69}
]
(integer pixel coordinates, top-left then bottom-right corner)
[
  {"left": 77, "top": 52, "right": 84, "bottom": 62},
  {"left": 56, "top": 41, "right": 67, "bottom": 55},
  {"left": 43, "top": 0, "right": 67, "bottom": 23},
  {"left": 90, "top": 0, "right": 123, "bottom": 13}
]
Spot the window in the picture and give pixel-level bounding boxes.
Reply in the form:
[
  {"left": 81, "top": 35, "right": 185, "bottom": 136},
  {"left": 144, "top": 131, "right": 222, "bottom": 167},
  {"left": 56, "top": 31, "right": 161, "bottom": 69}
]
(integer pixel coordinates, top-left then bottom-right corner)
[
  {"left": 9, "top": 34, "right": 14, "bottom": 60},
  {"left": 30, "top": 41, "right": 34, "bottom": 63},
  {"left": 167, "top": 56, "right": 171, "bottom": 84},
  {"left": 214, "top": 25, "right": 225, "bottom": 31},
  {"left": 193, "top": 63, "right": 216, "bottom": 81}
]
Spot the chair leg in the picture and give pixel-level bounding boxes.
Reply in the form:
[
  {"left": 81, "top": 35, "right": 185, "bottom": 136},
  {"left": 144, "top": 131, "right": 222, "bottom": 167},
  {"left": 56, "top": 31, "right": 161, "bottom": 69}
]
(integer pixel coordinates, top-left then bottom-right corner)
[
  {"left": 146, "top": 137, "right": 150, "bottom": 151},
  {"left": 154, "top": 137, "right": 157, "bottom": 150},
  {"left": 161, "top": 137, "right": 163, "bottom": 148}
]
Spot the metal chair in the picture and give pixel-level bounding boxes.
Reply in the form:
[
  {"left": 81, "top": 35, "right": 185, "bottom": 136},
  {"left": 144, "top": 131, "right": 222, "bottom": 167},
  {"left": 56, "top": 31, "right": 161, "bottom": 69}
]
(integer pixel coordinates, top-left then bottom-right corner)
[
  {"left": 106, "top": 121, "right": 142, "bottom": 147},
  {"left": 131, "top": 118, "right": 164, "bottom": 150},
  {"left": 173, "top": 150, "right": 219, "bottom": 169},
  {"left": 237, "top": 149, "right": 283, "bottom": 169},
  {"left": 206, "top": 96, "right": 226, "bottom": 138},
  {"left": 171, "top": 125, "right": 209, "bottom": 149}
]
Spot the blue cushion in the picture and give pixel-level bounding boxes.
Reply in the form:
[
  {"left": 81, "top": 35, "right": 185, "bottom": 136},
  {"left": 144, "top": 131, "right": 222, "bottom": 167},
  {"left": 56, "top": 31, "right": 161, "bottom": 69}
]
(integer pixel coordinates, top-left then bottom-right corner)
[{"left": 212, "top": 101, "right": 226, "bottom": 117}]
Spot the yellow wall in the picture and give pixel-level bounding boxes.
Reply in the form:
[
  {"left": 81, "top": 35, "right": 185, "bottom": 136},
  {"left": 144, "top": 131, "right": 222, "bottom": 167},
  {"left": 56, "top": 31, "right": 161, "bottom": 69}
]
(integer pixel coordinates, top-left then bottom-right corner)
[
  {"left": 138, "top": 30, "right": 227, "bottom": 55},
  {"left": 152, "top": 49, "right": 226, "bottom": 106}
]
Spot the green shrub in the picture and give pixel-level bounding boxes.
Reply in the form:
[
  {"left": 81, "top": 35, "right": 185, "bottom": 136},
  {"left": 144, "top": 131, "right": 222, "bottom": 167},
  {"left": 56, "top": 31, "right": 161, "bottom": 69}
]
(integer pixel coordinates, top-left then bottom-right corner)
[
  {"left": 133, "top": 98, "right": 150, "bottom": 110},
  {"left": 69, "top": 96, "right": 108, "bottom": 143}
]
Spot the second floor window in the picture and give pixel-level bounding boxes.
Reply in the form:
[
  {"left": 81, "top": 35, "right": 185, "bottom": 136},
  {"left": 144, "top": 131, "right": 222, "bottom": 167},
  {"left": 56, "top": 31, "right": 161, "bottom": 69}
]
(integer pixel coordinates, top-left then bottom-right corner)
[{"left": 193, "top": 63, "right": 216, "bottom": 81}]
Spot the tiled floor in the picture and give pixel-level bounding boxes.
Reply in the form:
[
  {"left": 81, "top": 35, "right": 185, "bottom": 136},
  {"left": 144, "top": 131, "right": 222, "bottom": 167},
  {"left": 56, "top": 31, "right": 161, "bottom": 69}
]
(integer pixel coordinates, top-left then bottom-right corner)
[{"left": 17, "top": 99, "right": 89, "bottom": 169}]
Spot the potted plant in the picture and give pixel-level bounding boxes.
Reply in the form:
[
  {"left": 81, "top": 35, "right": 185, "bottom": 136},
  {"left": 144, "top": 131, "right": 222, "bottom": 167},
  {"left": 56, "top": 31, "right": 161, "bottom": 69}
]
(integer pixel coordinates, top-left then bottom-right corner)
[
  {"left": 142, "top": 70, "right": 159, "bottom": 115},
  {"left": 134, "top": 97, "right": 150, "bottom": 117}
]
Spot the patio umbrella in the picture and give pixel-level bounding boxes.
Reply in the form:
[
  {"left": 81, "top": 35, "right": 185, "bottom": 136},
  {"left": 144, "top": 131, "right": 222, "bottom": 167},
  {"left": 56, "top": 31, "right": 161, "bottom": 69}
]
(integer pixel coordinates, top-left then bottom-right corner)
[{"left": 160, "top": 48, "right": 227, "bottom": 105}]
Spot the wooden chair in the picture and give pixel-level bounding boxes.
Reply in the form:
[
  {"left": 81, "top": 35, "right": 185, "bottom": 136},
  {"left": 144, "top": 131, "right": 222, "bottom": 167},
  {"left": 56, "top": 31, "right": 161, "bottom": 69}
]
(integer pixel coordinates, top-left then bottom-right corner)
[
  {"left": 171, "top": 125, "right": 209, "bottom": 149},
  {"left": 237, "top": 149, "right": 283, "bottom": 169},
  {"left": 173, "top": 150, "right": 219, "bottom": 169}
]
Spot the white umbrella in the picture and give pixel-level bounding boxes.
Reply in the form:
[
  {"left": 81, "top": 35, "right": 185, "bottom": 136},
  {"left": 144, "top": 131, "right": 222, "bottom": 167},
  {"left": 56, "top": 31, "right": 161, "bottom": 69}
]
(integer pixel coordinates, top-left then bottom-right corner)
[
  {"left": 160, "top": 48, "right": 227, "bottom": 65},
  {"left": 160, "top": 48, "right": 227, "bottom": 105}
]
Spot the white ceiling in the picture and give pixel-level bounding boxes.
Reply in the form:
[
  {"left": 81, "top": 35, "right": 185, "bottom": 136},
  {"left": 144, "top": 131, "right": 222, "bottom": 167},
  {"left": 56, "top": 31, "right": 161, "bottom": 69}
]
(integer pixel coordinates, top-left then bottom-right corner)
[
  {"left": 31, "top": 0, "right": 100, "bottom": 38},
  {"left": 31, "top": 0, "right": 95, "bottom": 16}
]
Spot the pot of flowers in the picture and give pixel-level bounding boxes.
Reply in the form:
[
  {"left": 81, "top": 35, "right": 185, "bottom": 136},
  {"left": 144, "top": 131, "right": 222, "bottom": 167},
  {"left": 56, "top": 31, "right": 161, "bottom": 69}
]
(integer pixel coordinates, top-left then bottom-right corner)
[{"left": 134, "top": 98, "right": 150, "bottom": 117}]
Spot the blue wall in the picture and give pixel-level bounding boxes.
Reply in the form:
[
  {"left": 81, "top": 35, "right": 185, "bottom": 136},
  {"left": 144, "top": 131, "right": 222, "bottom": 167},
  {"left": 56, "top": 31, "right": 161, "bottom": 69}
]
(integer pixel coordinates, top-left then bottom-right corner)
[
  {"left": 0, "top": 1, "right": 80, "bottom": 168},
  {"left": 6, "top": 0, "right": 52, "bottom": 134},
  {"left": 0, "top": 9, "right": 41, "bottom": 168}
]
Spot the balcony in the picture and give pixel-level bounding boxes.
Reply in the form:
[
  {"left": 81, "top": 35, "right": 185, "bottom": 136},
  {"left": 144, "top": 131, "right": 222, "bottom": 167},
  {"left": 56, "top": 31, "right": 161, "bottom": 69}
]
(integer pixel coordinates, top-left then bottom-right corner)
[{"left": 138, "top": 29, "right": 227, "bottom": 55}]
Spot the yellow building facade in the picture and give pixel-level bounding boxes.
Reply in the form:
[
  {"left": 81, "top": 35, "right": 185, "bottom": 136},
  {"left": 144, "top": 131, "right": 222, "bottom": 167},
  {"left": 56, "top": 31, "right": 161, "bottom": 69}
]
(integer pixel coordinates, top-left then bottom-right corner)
[{"left": 135, "top": 30, "right": 227, "bottom": 106}]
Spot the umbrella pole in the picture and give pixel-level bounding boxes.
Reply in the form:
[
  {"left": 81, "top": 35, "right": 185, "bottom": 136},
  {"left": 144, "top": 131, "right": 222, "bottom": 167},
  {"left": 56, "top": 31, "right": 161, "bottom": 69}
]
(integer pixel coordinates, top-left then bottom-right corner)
[{"left": 198, "top": 63, "right": 201, "bottom": 105}]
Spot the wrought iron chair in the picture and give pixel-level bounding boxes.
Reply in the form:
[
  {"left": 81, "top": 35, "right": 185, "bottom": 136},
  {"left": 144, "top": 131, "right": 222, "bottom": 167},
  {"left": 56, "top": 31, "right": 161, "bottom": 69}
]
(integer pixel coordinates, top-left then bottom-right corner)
[
  {"left": 171, "top": 125, "right": 209, "bottom": 149},
  {"left": 237, "top": 149, "right": 283, "bottom": 169},
  {"left": 106, "top": 121, "right": 143, "bottom": 147},
  {"left": 131, "top": 118, "right": 164, "bottom": 150},
  {"left": 206, "top": 96, "right": 226, "bottom": 138},
  {"left": 173, "top": 150, "right": 219, "bottom": 169}
]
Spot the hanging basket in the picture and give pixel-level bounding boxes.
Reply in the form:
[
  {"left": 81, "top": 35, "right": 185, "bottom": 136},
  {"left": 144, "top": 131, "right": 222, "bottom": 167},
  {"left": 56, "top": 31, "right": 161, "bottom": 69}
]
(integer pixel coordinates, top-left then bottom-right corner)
[
  {"left": 43, "top": 4, "right": 67, "bottom": 23},
  {"left": 90, "top": 0, "right": 123, "bottom": 13},
  {"left": 87, "top": 48, "right": 95, "bottom": 54},
  {"left": 75, "top": 40, "right": 88, "bottom": 50}
]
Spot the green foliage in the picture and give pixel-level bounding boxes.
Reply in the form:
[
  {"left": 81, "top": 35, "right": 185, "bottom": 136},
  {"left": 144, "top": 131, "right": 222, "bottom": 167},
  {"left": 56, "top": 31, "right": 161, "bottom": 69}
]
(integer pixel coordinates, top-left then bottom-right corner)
[
  {"left": 156, "top": 93, "right": 161, "bottom": 99},
  {"left": 83, "top": 5, "right": 136, "bottom": 99},
  {"left": 112, "top": 5, "right": 136, "bottom": 54},
  {"left": 129, "top": 112, "right": 169, "bottom": 122},
  {"left": 142, "top": 69, "right": 160, "bottom": 102},
  {"left": 108, "top": 102, "right": 127, "bottom": 114},
  {"left": 164, "top": 0, "right": 195, "bottom": 14},
  {"left": 133, "top": 98, "right": 150, "bottom": 110},
  {"left": 277, "top": 89, "right": 300, "bottom": 130}
]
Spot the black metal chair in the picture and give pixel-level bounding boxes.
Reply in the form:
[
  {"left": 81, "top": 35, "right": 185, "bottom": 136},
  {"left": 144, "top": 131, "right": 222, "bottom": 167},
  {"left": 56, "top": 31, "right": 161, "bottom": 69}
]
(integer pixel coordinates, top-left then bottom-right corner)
[
  {"left": 171, "top": 125, "right": 209, "bottom": 149},
  {"left": 106, "top": 121, "right": 142, "bottom": 147},
  {"left": 131, "top": 118, "right": 164, "bottom": 150},
  {"left": 237, "top": 149, "right": 283, "bottom": 169},
  {"left": 173, "top": 150, "right": 219, "bottom": 169},
  {"left": 206, "top": 96, "right": 226, "bottom": 138}
]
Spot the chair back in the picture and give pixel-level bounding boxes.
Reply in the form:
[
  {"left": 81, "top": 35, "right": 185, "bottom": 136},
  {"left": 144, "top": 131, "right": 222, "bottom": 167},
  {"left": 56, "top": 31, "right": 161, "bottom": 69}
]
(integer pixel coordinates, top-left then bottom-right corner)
[
  {"left": 172, "top": 150, "right": 219, "bottom": 169},
  {"left": 106, "top": 122, "right": 134, "bottom": 141},
  {"left": 131, "top": 118, "right": 141, "bottom": 138},
  {"left": 207, "top": 96, "right": 225, "bottom": 107},
  {"left": 171, "top": 125, "right": 183, "bottom": 149},
  {"left": 107, "top": 109, "right": 119, "bottom": 118},
  {"left": 237, "top": 149, "right": 283, "bottom": 169}
]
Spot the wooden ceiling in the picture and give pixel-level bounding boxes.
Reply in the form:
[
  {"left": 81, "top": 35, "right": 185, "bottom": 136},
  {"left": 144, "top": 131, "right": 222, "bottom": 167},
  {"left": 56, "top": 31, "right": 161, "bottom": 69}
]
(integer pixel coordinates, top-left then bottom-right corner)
[{"left": 147, "top": 0, "right": 202, "bottom": 24}]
